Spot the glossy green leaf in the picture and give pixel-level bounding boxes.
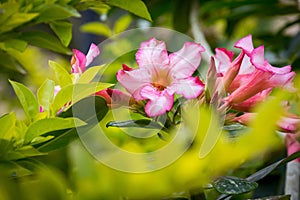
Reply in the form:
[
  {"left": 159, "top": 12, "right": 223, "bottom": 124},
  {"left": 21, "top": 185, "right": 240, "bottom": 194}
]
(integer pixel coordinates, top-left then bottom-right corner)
[
  {"left": 0, "top": 2, "right": 19, "bottom": 25},
  {"left": 37, "top": 79, "right": 55, "bottom": 113},
  {"left": 0, "top": 51, "right": 22, "bottom": 72},
  {"left": 213, "top": 176, "right": 258, "bottom": 195},
  {"left": 9, "top": 80, "right": 39, "bottom": 121},
  {"left": 49, "top": 20, "right": 72, "bottom": 47},
  {"left": 20, "top": 31, "right": 72, "bottom": 55},
  {"left": 49, "top": 60, "right": 72, "bottom": 87},
  {"left": 6, "top": 146, "right": 47, "bottom": 160},
  {"left": 0, "top": 39, "right": 28, "bottom": 52},
  {"left": 247, "top": 151, "right": 300, "bottom": 182},
  {"left": 0, "top": 113, "right": 16, "bottom": 139},
  {"left": 24, "top": 117, "right": 86, "bottom": 143},
  {"left": 37, "top": 96, "right": 108, "bottom": 152},
  {"left": 105, "top": 0, "right": 152, "bottom": 21},
  {"left": 217, "top": 151, "right": 300, "bottom": 200},
  {"left": 77, "top": 65, "right": 105, "bottom": 83},
  {"left": 106, "top": 119, "right": 164, "bottom": 130},
  {"left": 113, "top": 15, "right": 132, "bottom": 34},
  {"left": 36, "top": 4, "right": 80, "bottom": 22},
  {"left": 0, "top": 12, "right": 39, "bottom": 34},
  {"left": 80, "top": 22, "right": 111, "bottom": 37},
  {"left": 52, "top": 82, "right": 113, "bottom": 113}
]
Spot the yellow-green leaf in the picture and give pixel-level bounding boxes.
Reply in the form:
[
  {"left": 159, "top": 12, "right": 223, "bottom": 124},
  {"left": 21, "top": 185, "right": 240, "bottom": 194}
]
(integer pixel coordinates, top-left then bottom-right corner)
[
  {"left": 24, "top": 117, "right": 86, "bottom": 143},
  {"left": 80, "top": 22, "right": 111, "bottom": 37}
]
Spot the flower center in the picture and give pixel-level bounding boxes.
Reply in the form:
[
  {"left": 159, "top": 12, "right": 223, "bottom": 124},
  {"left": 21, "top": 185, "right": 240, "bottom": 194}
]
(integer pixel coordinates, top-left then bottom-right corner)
[
  {"left": 152, "top": 82, "right": 166, "bottom": 91},
  {"left": 151, "top": 68, "right": 171, "bottom": 91}
]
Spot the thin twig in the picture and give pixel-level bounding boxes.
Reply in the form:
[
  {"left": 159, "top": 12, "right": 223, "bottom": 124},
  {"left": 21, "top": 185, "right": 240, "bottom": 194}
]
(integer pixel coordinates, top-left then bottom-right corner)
[{"left": 189, "top": 0, "right": 214, "bottom": 63}]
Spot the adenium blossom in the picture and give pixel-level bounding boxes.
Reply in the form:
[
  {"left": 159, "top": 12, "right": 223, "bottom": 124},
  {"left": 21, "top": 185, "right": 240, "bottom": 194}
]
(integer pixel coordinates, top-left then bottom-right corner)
[
  {"left": 95, "top": 88, "right": 135, "bottom": 108},
  {"left": 286, "top": 133, "right": 300, "bottom": 163},
  {"left": 215, "top": 35, "right": 295, "bottom": 111},
  {"left": 117, "top": 38, "right": 205, "bottom": 117},
  {"left": 234, "top": 112, "right": 300, "bottom": 133},
  {"left": 71, "top": 43, "right": 100, "bottom": 74}
]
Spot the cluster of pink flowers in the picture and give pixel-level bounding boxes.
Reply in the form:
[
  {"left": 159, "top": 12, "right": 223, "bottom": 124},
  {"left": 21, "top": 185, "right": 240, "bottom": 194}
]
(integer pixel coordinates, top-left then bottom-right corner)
[{"left": 69, "top": 35, "right": 300, "bottom": 160}]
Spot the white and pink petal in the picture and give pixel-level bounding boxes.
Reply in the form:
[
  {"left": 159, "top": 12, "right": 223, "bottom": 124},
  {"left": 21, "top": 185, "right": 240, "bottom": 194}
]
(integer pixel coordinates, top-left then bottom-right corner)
[
  {"left": 116, "top": 67, "right": 152, "bottom": 100},
  {"left": 86, "top": 43, "right": 100, "bottom": 66},
  {"left": 169, "top": 42, "right": 205, "bottom": 79},
  {"left": 168, "top": 77, "right": 204, "bottom": 99},
  {"left": 135, "top": 38, "right": 169, "bottom": 70},
  {"left": 140, "top": 85, "right": 174, "bottom": 117}
]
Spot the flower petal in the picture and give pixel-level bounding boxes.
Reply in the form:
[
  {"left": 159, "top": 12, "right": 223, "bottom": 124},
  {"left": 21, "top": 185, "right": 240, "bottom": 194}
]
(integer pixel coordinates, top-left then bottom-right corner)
[
  {"left": 71, "top": 49, "right": 86, "bottom": 73},
  {"left": 169, "top": 42, "right": 205, "bottom": 79},
  {"left": 168, "top": 77, "right": 205, "bottom": 99},
  {"left": 234, "top": 34, "right": 254, "bottom": 55},
  {"left": 116, "top": 66, "right": 152, "bottom": 100},
  {"left": 270, "top": 71, "right": 296, "bottom": 88},
  {"left": 86, "top": 43, "right": 100, "bottom": 66},
  {"left": 135, "top": 38, "right": 169, "bottom": 70},
  {"left": 140, "top": 85, "right": 174, "bottom": 117},
  {"left": 215, "top": 48, "right": 234, "bottom": 74}
]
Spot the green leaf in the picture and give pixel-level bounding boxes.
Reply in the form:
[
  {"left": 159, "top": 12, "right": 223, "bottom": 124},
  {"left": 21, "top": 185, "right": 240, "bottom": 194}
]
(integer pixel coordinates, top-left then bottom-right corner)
[
  {"left": 217, "top": 151, "right": 300, "bottom": 200},
  {"left": 6, "top": 146, "right": 47, "bottom": 160},
  {"left": 0, "top": 113, "right": 16, "bottom": 139},
  {"left": 213, "top": 176, "right": 258, "bottom": 195},
  {"left": 37, "top": 96, "right": 108, "bottom": 152},
  {"left": 52, "top": 82, "right": 113, "bottom": 113},
  {"left": 106, "top": 119, "right": 164, "bottom": 130},
  {"left": 105, "top": 0, "right": 152, "bottom": 21},
  {"left": 0, "top": 12, "right": 39, "bottom": 34},
  {"left": 36, "top": 4, "right": 80, "bottom": 22},
  {"left": 77, "top": 65, "right": 105, "bottom": 83},
  {"left": 9, "top": 80, "right": 39, "bottom": 121},
  {"left": 80, "top": 22, "right": 111, "bottom": 37},
  {"left": 37, "top": 79, "right": 55, "bottom": 113},
  {"left": 24, "top": 117, "right": 86, "bottom": 143},
  {"left": 113, "top": 14, "right": 132, "bottom": 34},
  {"left": 20, "top": 31, "right": 72, "bottom": 55},
  {"left": 0, "top": 2, "right": 19, "bottom": 25},
  {"left": 0, "top": 39, "right": 28, "bottom": 52},
  {"left": 49, "top": 60, "right": 72, "bottom": 87},
  {"left": 247, "top": 151, "right": 300, "bottom": 182},
  {"left": 49, "top": 20, "right": 72, "bottom": 47}
]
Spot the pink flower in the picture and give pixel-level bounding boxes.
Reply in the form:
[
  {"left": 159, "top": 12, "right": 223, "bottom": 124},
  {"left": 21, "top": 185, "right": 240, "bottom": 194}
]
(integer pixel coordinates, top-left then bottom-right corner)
[
  {"left": 70, "top": 43, "right": 100, "bottom": 74},
  {"left": 95, "top": 88, "right": 135, "bottom": 108},
  {"left": 117, "top": 38, "right": 205, "bottom": 117},
  {"left": 286, "top": 133, "right": 300, "bottom": 163},
  {"left": 234, "top": 112, "right": 300, "bottom": 133},
  {"left": 215, "top": 35, "right": 295, "bottom": 111}
]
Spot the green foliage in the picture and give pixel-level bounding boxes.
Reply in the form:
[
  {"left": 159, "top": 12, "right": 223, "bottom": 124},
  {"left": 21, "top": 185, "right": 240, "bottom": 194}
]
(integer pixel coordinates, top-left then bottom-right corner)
[
  {"left": 24, "top": 117, "right": 86, "bottom": 144},
  {"left": 80, "top": 14, "right": 133, "bottom": 37},
  {"left": 0, "top": 0, "right": 152, "bottom": 76},
  {"left": 105, "top": 0, "right": 152, "bottom": 21},
  {"left": 213, "top": 176, "right": 258, "bottom": 195},
  {"left": 49, "top": 60, "right": 73, "bottom": 87},
  {"left": 37, "top": 79, "right": 55, "bottom": 113},
  {"left": 9, "top": 80, "right": 39, "bottom": 121}
]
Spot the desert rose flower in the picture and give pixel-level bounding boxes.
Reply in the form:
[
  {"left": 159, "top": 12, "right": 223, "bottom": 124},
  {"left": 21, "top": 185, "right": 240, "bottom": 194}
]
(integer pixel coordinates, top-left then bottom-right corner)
[
  {"left": 117, "top": 38, "right": 205, "bottom": 117},
  {"left": 95, "top": 88, "right": 135, "bottom": 108},
  {"left": 234, "top": 112, "right": 300, "bottom": 133},
  {"left": 70, "top": 43, "right": 100, "bottom": 74},
  {"left": 215, "top": 35, "right": 295, "bottom": 111}
]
